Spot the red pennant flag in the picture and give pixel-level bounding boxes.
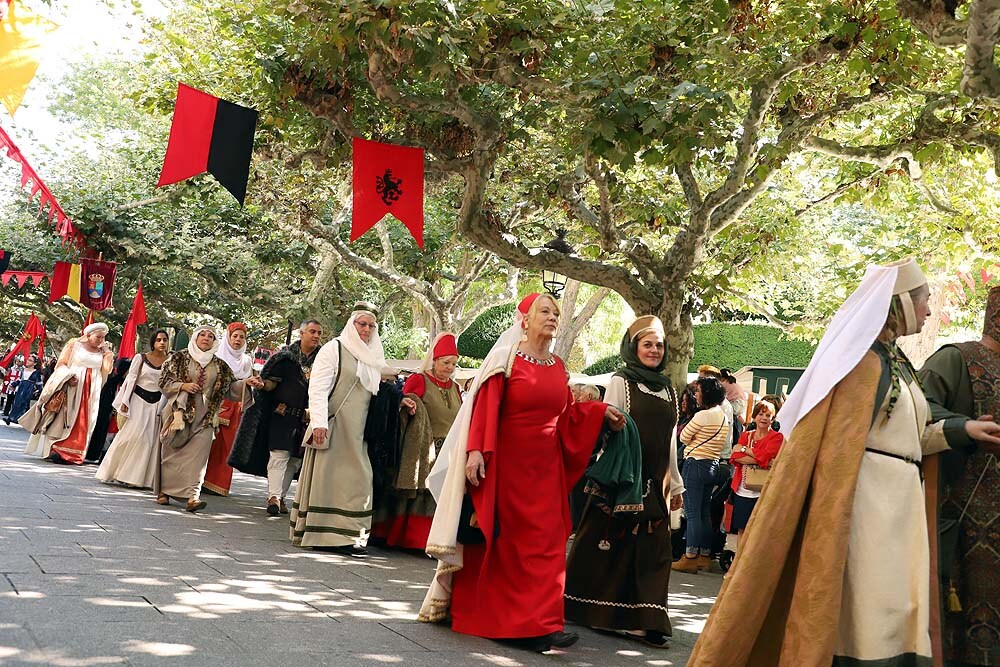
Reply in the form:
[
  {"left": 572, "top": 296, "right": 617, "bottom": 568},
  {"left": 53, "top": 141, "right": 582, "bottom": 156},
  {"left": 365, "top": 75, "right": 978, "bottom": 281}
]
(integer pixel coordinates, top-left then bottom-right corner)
[
  {"left": 1, "top": 313, "right": 41, "bottom": 368},
  {"left": 118, "top": 282, "right": 147, "bottom": 361},
  {"left": 36, "top": 324, "right": 45, "bottom": 359},
  {"left": 157, "top": 83, "right": 259, "bottom": 205},
  {"left": 78, "top": 258, "right": 116, "bottom": 311},
  {"left": 81, "top": 309, "right": 94, "bottom": 334},
  {"left": 351, "top": 137, "right": 425, "bottom": 248}
]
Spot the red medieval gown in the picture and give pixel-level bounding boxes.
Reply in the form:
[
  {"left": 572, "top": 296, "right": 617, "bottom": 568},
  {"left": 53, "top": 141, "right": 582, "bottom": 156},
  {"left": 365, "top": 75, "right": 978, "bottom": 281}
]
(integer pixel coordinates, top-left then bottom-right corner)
[{"left": 450, "top": 353, "right": 606, "bottom": 639}]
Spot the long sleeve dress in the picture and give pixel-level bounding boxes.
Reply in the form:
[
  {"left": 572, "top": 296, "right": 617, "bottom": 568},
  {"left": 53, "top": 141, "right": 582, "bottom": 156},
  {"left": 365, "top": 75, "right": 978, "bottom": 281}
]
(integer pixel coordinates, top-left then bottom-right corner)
[
  {"left": 155, "top": 353, "right": 241, "bottom": 501},
  {"left": 96, "top": 354, "right": 164, "bottom": 488},
  {"left": 23, "top": 342, "right": 110, "bottom": 464},
  {"left": 290, "top": 340, "right": 376, "bottom": 548},
  {"left": 565, "top": 374, "right": 682, "bottom": 635},
  {"left": 449, "top": 353, "right": 606, "bottom": 639}
]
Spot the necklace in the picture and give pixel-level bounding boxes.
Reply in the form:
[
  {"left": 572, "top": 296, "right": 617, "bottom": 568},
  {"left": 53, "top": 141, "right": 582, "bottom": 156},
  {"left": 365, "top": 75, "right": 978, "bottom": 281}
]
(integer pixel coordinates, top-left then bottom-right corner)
[{"left": 516, "top": 350, "right": 556, "bottom": 366}]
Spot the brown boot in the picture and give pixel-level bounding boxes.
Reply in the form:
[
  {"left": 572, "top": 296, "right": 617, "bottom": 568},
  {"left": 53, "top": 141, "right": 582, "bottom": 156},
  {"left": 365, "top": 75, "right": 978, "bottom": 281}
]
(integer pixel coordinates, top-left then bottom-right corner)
[
  {"left": 671, "top": 555, "right": 701, "bottom": 574},
  {"left": 279, "top": 498, "right": 289, "bottom": 514},
  {"left": 267, "top": 496, "right": 280, "bottom": 516},
  {"left": 697, "top": 555, "right": 712, "bottom": 571}
]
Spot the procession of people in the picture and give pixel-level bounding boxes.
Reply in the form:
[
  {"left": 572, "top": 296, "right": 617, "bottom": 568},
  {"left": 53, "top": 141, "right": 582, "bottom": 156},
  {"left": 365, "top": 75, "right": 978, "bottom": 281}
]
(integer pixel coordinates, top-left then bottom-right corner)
[{"left": 4, "top": 267, "right": 1000, "bottom": 666}]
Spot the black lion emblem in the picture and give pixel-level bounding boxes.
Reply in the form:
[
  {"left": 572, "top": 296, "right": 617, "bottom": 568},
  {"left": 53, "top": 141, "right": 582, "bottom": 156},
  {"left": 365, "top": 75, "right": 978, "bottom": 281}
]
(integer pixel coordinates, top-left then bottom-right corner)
[{"left": 375, "top": 169, "right": 403, "bottom": 206}]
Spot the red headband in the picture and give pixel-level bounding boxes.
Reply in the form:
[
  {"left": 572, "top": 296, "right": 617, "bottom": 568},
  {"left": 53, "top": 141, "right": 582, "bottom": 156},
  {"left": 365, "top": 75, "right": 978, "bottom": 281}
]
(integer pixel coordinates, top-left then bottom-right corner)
[
  {"left": 518, "top": 293, "right": 541, "bottom": 315},
  {"left": 228, "top": 322, "right": 247, "bottom": 334},
  {"left": 433, "top": 334, "right": 458, "bottom": 359}
]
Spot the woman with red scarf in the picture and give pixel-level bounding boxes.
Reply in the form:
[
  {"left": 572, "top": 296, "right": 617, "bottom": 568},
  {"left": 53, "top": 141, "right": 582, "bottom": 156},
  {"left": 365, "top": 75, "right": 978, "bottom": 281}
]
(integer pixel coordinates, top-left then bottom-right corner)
[{"left": 418, "top": 293, "right": 625, "bottom": 653}]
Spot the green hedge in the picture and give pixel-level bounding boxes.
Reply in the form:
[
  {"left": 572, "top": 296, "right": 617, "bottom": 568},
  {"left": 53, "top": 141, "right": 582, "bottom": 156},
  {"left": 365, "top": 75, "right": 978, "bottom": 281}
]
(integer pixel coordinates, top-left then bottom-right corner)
[
  {"left": 582, "top": 323, "right": 815, "bottom": 376},
  {"left": 457, "top": 304, "right": 516, "bottom": 359},
  {"left": 690, "top": 323, "right": 815, "bottom": 372}
]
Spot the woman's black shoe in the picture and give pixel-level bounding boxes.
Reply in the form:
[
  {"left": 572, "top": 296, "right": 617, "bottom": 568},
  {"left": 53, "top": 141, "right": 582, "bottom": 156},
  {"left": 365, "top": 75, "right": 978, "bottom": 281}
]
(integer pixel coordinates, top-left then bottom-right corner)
[{"left": 547, "top": 631, "right": 579, "bottom": 649}]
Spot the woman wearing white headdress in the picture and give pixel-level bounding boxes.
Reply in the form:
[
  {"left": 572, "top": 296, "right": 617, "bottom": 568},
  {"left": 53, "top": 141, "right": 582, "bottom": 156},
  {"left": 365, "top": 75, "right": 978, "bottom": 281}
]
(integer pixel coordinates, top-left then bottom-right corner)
[
  {"left": 22, "top": 322, "right": 115, "bottom": 464},
  {"left": 203, "top": 321, "right": 253, "bottom": 496},
  {"left": 689, "top": 258, "right": 956, "bottom": 667},
  {"left": 291, "top": 302, "right": 402, "bottom": 553},
  {"left": 417, "top": 293, "right": 626, "bottom": 653},
  {"left": 154, "top": 325, "right": 262, "bottom": 512}
]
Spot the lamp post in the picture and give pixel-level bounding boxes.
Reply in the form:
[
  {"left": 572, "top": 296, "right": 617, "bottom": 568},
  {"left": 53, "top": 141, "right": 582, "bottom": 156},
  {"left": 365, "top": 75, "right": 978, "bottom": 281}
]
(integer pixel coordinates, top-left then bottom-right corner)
[{"left": 538, "top": 229, "right": 574, "bottom": 298}]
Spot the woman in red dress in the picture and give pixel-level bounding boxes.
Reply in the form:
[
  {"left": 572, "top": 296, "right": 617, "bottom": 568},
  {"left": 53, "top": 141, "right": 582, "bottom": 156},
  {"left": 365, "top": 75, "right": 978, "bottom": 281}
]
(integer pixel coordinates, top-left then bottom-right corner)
[
  {"left": 419, "top": 293, "right": 625, "bottom": 653},
  {"left": 203, "top": 322, "right": 252, "bottom": 496}
]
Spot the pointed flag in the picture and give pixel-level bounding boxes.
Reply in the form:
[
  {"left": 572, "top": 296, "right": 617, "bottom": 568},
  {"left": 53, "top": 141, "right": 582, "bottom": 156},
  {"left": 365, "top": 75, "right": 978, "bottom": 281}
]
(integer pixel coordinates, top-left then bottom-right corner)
[
  {"left": 118, "top": 282, "right": 147, "bottom": 361},
  {"left": 81, "top": 309, "right": 94, "bottom": 334},
  {"left": 0, "top": 1, "right": 57, "bottom": 116},
  {"left": 36, "top": 323, "right": 45, "bottom": 359},
  {"left": 1, "top": 312, "right": 42, "bottom": 368},
  {"left": 157, "top": 83, "right": 259, "bottom": 205},
  {"left": 1, "top": 269, "right": 46, "bottom": 287},
  {"left": 351, "top": 137, "right": 425, "bottom": 248}
]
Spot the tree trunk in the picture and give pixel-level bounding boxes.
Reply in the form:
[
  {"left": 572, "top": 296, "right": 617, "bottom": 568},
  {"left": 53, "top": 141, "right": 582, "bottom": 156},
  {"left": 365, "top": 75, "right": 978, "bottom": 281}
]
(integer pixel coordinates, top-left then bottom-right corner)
[
  {"left": 553, "top": 280, "right": 611, "bottom": 363},
  {"left": 659, "top": 290, "right": 695, "bottom": 390}
]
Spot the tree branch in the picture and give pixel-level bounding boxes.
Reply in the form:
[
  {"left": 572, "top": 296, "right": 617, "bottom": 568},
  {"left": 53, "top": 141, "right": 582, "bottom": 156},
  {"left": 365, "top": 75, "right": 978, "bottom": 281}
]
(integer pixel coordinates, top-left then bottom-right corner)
[
  {"left": 720, "top": 286, "right": 794, "bottom": 332},
  {"left": 962, "top": 0, "right": 1000, "bottom": 100},
  {"left": 675, "top": 162, "right": 703, "bottom": 211},
  {"left": 898, "top": 0, "right": 968, "bottom": 47}
]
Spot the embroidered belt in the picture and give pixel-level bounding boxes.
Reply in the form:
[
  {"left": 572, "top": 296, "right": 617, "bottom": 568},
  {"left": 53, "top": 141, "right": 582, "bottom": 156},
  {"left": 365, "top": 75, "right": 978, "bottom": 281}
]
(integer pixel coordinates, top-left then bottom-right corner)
[
  {"left": 133, "top": 386, "right": 162, "bottom": 403},
  {"left": 865, "top": 447, "right": 922, "bottom": 470},
  {"left": 275, "top": 403, "right": 307, "bottom": 420}
]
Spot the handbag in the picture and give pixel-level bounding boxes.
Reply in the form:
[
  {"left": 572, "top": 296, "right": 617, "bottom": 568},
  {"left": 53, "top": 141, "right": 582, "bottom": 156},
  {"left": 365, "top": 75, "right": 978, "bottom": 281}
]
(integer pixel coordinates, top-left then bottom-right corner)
[
  {"left": 44, "top": 389, "right": 67, "bottom": 415},
  {"left": 743, "top": 465, "right": 769, "bottom": 492}
]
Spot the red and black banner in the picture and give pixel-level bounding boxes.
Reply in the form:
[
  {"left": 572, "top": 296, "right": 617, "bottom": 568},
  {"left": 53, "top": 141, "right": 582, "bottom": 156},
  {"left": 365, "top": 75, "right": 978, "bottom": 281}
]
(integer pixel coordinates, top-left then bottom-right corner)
[
  {"left": 157, "top": 83, "right": 259, "bottom": 205},
  {"left": 0, "top": 248, "right": 10, "bottom": 275},
  {"left": 352, "top": 137, "right": 425, "bottom": 248}
]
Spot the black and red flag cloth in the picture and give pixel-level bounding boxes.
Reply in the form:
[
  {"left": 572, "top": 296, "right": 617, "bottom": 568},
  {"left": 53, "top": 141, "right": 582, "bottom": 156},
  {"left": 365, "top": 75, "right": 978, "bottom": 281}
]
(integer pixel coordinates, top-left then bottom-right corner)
[
  {"left": 0, "top": 124, "right": 87, "bottom": 251},
  {"left": 1, "top": 312, "right": 43, "bottom": 368},
  {"left": 117, "top": 281, "right": 147, "bottom": 361},
  {"left": 351, "top": 137, "right": 425, "bottom": 249},
  {"left": 157, "top": 83, "right": 259, "bottom": 205},
  {"left": 0, "top": 248, "right": 10, "bottom": 275}
]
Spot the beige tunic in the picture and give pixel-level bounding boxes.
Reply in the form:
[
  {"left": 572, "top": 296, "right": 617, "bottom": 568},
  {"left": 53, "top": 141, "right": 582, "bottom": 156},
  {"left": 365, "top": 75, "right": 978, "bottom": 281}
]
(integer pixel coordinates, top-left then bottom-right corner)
[
  {"left": 155, "top": 358, "right": 237, "bottom": 500},
  {"left": 290, "top": 346, "right": 373, "bottom": 547},
  {"left": 835, "top": 378, "right": 946, "bottom": 664}
]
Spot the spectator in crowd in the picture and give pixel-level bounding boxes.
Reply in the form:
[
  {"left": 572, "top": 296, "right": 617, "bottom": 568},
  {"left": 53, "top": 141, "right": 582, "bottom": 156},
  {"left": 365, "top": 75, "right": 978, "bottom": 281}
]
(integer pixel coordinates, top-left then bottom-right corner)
[
  {"left": 673, "top": 376, "right": 729, "bottom": 574},
  {"left": 728, "top": 400, "right": 783, "bottom": 547}
]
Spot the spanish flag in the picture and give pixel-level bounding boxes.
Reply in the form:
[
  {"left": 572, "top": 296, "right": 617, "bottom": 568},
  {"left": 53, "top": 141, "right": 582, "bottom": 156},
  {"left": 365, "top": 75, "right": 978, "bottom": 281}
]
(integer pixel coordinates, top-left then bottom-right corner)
[
  {"left": 48, "top": 261, "right": 81, "bottom": 303},
  {"left": 0, "top": 1, "right": 57, "bottom": 117}
]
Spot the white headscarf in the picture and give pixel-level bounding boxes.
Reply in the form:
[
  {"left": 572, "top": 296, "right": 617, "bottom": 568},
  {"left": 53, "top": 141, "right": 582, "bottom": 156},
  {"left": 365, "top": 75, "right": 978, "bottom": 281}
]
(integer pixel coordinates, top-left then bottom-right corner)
[
  {"left": 336, "top": 309, "right": 388, "bottom": 395},
  {"left": 187, "top": 325, "right": 220, "bottom": 369},
  {"left": 83, "top": 323, "right": 109, "bottom": 336},
  {"left": 777, "top": 258, "right": 927, "bottom": 438},
  {"left": 217, "top": 328, "right": 253, "bottom": 380}
]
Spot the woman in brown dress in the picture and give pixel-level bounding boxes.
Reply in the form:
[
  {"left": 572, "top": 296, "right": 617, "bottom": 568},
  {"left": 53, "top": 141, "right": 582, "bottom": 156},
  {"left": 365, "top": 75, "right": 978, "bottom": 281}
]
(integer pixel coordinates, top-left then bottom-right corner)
[{"left": 564, "top": 315, "right": 683, "bottom": 649}]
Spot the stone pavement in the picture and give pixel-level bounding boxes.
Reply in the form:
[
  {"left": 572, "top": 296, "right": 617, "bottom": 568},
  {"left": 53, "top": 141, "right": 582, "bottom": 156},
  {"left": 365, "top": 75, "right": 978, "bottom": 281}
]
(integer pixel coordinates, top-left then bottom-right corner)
[{"left": 0, "top": 422, "right": 720, "bottom": 667}]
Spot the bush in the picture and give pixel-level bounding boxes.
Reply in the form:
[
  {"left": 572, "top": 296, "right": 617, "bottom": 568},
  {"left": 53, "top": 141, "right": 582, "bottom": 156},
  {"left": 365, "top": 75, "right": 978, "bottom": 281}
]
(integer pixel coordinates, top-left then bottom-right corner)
[
  {"left": 582, "top": 354, "right": 623, "bottom": 375},
  {"left": 457, "top": 304, "right": 516, "bottom": 359},
  {"left": 690, "top": 323, "right": 815, "bottom": 372}
]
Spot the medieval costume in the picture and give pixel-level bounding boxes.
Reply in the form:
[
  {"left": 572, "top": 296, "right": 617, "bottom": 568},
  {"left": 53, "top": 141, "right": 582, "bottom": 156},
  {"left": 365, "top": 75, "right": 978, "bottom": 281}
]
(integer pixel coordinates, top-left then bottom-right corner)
[
  {"left": 95, "top": 353, "right": 165, "bottom": 488},
  {"left": 22, "top": 324, "right": 114, "bottom": 465},
  {"left": 564, "top": 315, "right": 682, "bottom": 647},
  {"left": 921, "top": 285, "right": 1000, "bottom": 667},
  {"left": 203, "top": 322, "right": 252, "bottom": 496},
  {"left": 418, "top": 293, "right": 607, "bottom": 644},
  {"left": 229, "top": 339, "right": 320, "bottom": 514},
  {"left": 372, "top": 333, "right": 462, "bottom": 550},
  {"left": 7, "top": 357, "right": 41, "bottom": 423},
  {"left": 290, "top": 305, "right": 388, "bottom": 549},
  {"left": 688, "top": 258, "right": 949, "bottom": 667},
  {"left": 155, "top": 326, "right": 246, "bottom": 509},
  {"left": 85, "top": 357, "right": 131, "bottom": 461}
]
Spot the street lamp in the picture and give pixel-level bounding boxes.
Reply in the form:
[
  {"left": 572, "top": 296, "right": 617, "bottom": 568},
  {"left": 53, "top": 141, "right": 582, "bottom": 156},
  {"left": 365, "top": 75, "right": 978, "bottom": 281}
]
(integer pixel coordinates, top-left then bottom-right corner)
[{"left": 539, "top": 229, "right": 574, "bottom": 298}]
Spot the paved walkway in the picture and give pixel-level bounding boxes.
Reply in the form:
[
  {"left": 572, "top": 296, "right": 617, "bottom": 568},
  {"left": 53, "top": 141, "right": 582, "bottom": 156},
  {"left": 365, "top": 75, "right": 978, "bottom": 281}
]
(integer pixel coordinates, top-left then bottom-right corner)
[{"left": 0, "top": 423, "right": 719, "bottom": 666}]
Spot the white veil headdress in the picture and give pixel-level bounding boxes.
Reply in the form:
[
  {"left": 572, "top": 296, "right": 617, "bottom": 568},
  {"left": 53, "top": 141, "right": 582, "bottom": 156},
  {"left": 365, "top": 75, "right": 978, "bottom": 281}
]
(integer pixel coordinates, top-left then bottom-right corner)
[
  {"left": 336, "top": 306, "right": 389, "bottom": 395},
  {"left": 418, "top": 293, "right": 544, "bottom": 623},
  {"left": 217, "top": 325, "right": 253, "bottom": 380},
  {"left": 187, "top": 325, "right": 220, "bottom": 369},
  {"left": 777, "top": 258, "right": 926, "bottom": 438}
]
